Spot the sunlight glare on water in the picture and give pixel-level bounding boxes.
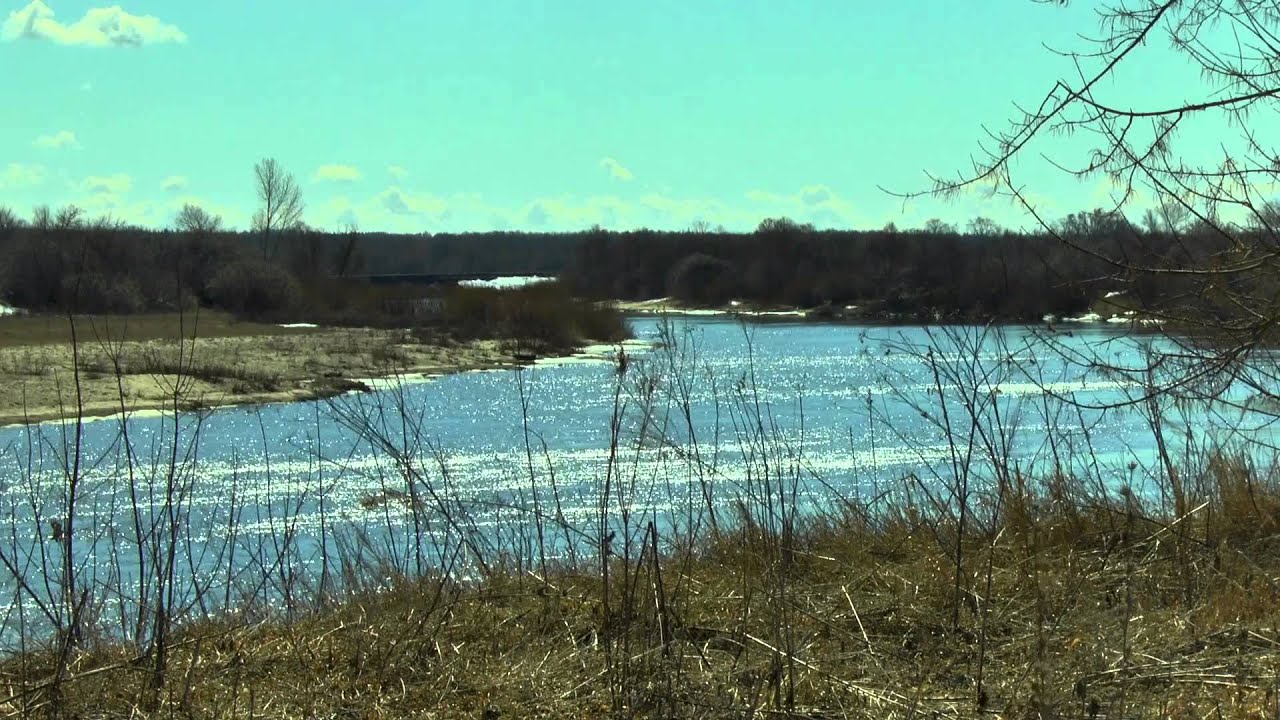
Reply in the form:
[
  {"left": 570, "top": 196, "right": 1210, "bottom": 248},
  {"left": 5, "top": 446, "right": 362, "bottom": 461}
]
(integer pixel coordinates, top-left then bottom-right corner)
[{"left": 0, "top": 316, "right": 1270, "bottom": 643}]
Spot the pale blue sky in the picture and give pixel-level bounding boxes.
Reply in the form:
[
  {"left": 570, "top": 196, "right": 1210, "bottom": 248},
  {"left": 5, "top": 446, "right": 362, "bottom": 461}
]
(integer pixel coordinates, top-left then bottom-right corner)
[{"left": 0, "top": 1, "right": 1216, "bottom": 232}]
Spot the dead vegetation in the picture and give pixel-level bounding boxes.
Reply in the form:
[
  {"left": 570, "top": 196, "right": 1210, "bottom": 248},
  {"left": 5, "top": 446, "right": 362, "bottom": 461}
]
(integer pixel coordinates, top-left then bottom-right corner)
[
  {"left": 0, "top": 312, "right": 521, "bottom": 425},
  {"left": 6, "top": 461, "right": 1280, "bottom": 719}
]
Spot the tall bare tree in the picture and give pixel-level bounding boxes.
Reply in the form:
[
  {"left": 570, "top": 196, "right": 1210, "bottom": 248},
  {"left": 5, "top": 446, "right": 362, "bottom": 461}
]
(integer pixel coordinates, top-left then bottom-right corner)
[
  {"left": 333, "top": 221, "right": 362, "bottom": 278},
  {"left": 252, "top": 158, "right": 304, "bottom": 260}
]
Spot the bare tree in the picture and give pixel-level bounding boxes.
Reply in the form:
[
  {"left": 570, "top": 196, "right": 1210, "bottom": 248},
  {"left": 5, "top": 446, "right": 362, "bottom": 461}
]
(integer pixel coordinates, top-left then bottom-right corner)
[
  {"left": 31, "top": 205, "right": 52, "bottom": 231},
  {"left": 905, "top": 1, "right": 1280, "bottom": 401},
  {"left": 0, "top": 206, "right": 22, "bottom": 235},
  {"left": 1140, "top": 199, "right": 1192, "bottom": 235},
  {"left": 923, "top": 218, "right": 957, "bottom": 234},
  {"left": 756, "top": 217, "right": 815, "bottom": 234},
  {"left": 54, "top": 205, "right": 84, "bottom": 231},
  {"left": 252, "top": 158, "right": 304, "bottom": 260},
  {"left": 175, "top": 203, "right": 223, "bottom": 236},
  {"left": 333, "top": 222, "right": 362, "bottom": 278},
  {"left": 966, "top": 217, "right": 1002, "bottom": 236}
]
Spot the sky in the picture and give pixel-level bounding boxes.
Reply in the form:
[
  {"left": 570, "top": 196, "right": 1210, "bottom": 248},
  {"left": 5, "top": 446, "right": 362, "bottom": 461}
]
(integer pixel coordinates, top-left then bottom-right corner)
[{"left": 0, "top": 0, "right": 1234, "bottom": 233}]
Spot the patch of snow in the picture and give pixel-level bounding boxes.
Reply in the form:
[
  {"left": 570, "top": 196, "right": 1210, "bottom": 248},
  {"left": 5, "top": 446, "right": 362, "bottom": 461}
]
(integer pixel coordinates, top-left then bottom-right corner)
[
  {"left": 666, "top": 308, "right": 724, "bottom": 316},
  {"left": 1104, "top": 290, "right": 1126, "bottom": 299},
  {"left": 4, "top": 407, "right": 169, "bottom": 430},
  {"left": 729, "top": 300, "right": 742, "bottom": 307},
  {"left": 1042, "top": 314, "right": 1057, "bottom": 323},
  {"left": 534, "top": 339, "right": 659, "bottom": 369},
  {"left": 348, "top": 375, "right": 437, "bottom": 392},
  {"left": 533, "top": 355, "right": 609, "bottom": 368},
  {"left": 459, "top": 275, "right": 555, "bottom": 290},
  {"left": 1106, "top": 316, "right": 1130, "bottom": 324},
  {"left": 578, "top": 339, "right": 653, "bottom": 354},
  {"left": 278, "top": 322, "right": 318, "bottom": 328},
  {"left": 1064, "top": 313, "right": 1102, "bottom": 323},
  {"left": 0, "top": 303, "right": 24, "bottom": 316}
]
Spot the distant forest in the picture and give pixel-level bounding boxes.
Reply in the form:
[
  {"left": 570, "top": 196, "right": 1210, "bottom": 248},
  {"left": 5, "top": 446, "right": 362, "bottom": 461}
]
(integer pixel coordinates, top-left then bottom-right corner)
[
  {"left": 563, "top": 213, "right": 1237, "bottom": 322},
  {"left": 0, "top": 205, "right": 582, "bottom": 320},
  {"left": 0, "top": 202, "right": 1246, "bottom": 324}
]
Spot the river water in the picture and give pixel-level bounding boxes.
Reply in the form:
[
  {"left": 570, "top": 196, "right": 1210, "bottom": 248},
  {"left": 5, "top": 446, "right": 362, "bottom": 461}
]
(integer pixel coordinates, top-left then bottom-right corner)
[{"left": 0, "top": 316, "right": 1274, "bottom": 644}]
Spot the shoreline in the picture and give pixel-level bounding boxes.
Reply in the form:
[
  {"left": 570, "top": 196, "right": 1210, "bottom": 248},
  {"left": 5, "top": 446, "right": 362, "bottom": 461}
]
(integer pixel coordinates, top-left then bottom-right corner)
[
  {"left": 0, "top": 354, "right": 519, "bottom": 429},
  {"left": 0, "top": 299, "right": 1166, "bottom": 428},
  {"left": 0, "top": 323, "right": 644, "bottom": 429},
  {"left": 613, "top": 297, "right": 1166, "bottom": 328}
]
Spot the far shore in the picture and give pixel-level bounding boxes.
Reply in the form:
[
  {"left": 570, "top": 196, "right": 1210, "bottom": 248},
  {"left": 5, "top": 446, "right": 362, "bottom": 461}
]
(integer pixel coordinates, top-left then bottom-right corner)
[
  {"left": 0, "top": 312, "right": 624, "bottom": 427},
  {"left": 612, "top": 296, "right": 1166, "bottom": 328}
]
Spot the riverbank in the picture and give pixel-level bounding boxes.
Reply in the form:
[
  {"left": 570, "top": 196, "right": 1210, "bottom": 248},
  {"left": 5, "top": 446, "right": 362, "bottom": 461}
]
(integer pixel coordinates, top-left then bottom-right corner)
[
  {"left": 613, "top": 296, "right": 1167, "bottom": 327},
  {"left": 6, "top": 460, "right": 1278, "bottom": 719},
  {"left": 0, "top": 312, "right": 596, "bottom": 426}
]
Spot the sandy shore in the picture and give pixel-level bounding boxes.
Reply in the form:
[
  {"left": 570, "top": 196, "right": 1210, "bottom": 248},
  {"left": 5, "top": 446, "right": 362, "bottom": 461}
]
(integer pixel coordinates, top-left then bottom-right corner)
[{"left": 0, "top": 323, "right": 535, "bottom": 426}]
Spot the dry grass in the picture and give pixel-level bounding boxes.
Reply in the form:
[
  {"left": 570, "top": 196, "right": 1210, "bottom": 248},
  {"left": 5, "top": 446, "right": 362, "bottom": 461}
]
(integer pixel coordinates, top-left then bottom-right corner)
[
  {"left": 0, "top": 312, "right": 310, "bottom": 349},
  {"left": 0, "top": 316, "right": 526, "bottom": 425},
  {"left": 9, "top": 470, "right": 1280, "bottom": 719}
]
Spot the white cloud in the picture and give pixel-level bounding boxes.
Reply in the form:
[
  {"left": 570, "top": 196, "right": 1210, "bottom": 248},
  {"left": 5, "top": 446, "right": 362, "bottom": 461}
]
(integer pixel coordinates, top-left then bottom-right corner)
[
  {"left": 745, "top": 185, "right": 862, "bottom": 228},
  {"left": 33, "top": 129, "right": 78, "bottom": 149},
  {"left": 81, "top": 173, "right": 132, "bottom": 194},
  {"left": 379, "top": 187, "right": 447, "bottom": 217},
  {"left": 638, "top": 193, "right": 759, "bottom": 230},
  {"left": 0, "top": 163, "right": 46, "bottom": 189},
  {"left": 74, "top": 192, "right": 159, "bottom": 224},
  {"left": 306, "top": 188, "right": 824, "bottom": 233},
  {"left": 313, "top": 164, "right": 362, "bottom": 183},
  {"left": 516, "top": 195, "right": 639, "bottom": 229},
  {"left": 161, "top": 175, "right": 188, "bottom": 192},
  {"left": 388, "top": 165, "right": 409, "bottom": 180},
  {"left": 1088, "top": 174, "right": 1148, "bottom": 209},
  {"left": 335, "top": 208, "right": 359, "bottom": 228},
  {"left": 2, "top": 1, "right": 188, "bottom": 47},
  {"left": 600, "top": 157, "right": 634, "bottom": 182},
  {"left": 799, "top": 185, "right": 834, "bottom": 206},
  {"left": 524, "top": 201, "right": 550, "bottom": 227}
]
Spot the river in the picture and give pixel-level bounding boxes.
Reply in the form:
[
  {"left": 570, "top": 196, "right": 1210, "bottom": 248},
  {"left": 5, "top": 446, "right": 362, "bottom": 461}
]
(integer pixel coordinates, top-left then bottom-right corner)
[{"left": 0, "top": 316, "right": 1273, "bottom": 646}]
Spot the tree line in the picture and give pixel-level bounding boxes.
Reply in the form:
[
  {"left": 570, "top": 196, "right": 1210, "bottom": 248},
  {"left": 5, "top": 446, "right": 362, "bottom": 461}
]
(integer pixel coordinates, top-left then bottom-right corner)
[
  {"left": 0, "top": 154, "right": 1256, "bottom": 325},
  {"left": 563, "top": 211, "right": 1242, "bottom": 323},
  {"left": 0, "top": 204, "right": 1241, "bottom": 324}
]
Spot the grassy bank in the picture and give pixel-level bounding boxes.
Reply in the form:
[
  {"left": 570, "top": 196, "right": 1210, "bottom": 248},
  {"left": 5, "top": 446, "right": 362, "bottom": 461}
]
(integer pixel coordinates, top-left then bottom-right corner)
[
  {"left": 6, "top": 459, "right": 1280, "bottom": 718},
  {"left": 0, "top": 312, "right": 320, "bottom": 348},
  {"left": 0, "top": 314, "right": 518, "bottom": 425},
  {"left": 0, "top": 283, "right": 630, "bottom": 425}
]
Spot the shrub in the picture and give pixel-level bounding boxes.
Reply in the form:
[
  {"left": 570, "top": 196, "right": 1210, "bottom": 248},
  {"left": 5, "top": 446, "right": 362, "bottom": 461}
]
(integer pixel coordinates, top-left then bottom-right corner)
[
  {"left": 205, "top": 260, "right": 300, "bottom": 318},
  {"left": 60, "top": 273, "right": 146, "bottom": 314},
  {"left": 429, "top": 282, "right": 629, "bottom": 352},
  {"left": 666, "top": 253, "right": 736, "bottom": 306}
]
